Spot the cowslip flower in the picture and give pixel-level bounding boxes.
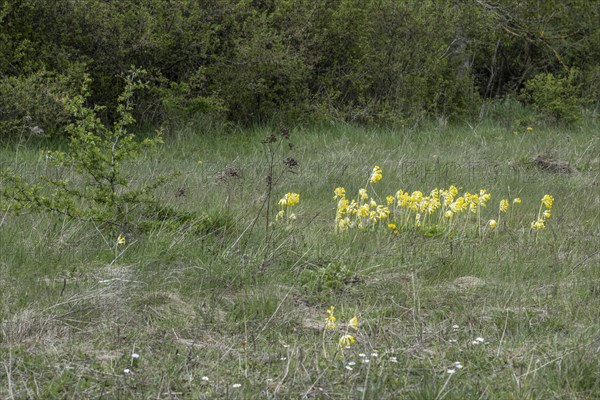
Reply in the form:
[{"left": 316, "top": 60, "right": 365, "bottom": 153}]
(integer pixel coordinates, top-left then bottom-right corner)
[
  {"left": 117, "top": 234, "right": 126, "bottom": 245},
  {"left": 543, "top": 210, "right": 551, "bottom": 219},
  {"left": 369, "top": 166, "right": 383, "bottom": 183},
  {"left": 513, "top": 198, "right": 521, "bottom": 204},
  {"left": 279, "top": 192, "right": 300, "bottom": 207},
  {"left": 531, "top": 219, "right": 545, "bottom": 230},
  {"left": 348, "top": 316, "right": 359, "bottom": 331},
  {"left": 325, "top": 306, "right": 337, "bottom": 329},
  {"left": 527, "top": 127, "right": 533, "bottom": 131},
  {"left": 499, "top": 199, "right": 509, "bottom": 213},
  {"left": 359, "top": 188, "right": 369, "bottom": 200},
  {"left": 339, "top": 334, "right": 356, "bottom": 346},
  {"left": 334, "top": 187, "right": 346, "bottom": 199},
  {"left": 541, "top": 194, "right": 554, "bottom": 209},
  {"left": 488, "top": 219, "right": 497, "bottom": 228}
]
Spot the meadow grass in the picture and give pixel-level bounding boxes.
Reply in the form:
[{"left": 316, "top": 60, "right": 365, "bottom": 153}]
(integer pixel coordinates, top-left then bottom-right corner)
[{"left": 1, "top": 120, "right": 599, "bottom": 399}]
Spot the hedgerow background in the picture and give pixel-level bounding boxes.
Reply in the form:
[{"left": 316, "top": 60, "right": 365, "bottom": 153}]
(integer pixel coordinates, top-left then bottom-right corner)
[{"left": 1, "top": 0, "right": 599, "bottom": 136}]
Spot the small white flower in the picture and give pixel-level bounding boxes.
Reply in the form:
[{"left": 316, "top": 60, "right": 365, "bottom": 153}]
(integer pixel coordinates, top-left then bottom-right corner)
[
  {"left": 348, "top": 361, "right": 356, "bottom": 366},
  {"left": 452, "top": 324, "right": 459, "bottom": 330},
  {"left": 362, "top": 359, "right": 370, "bottom": 364},
  {"left": 232, "top": 383, "right": 242, "bottom": 388},
  {"left": 280, "top": 357, "right": 287, "bottom": 361},
  {"left": 389, "top": 357, "right": 398, "bottom": 363},
  {"left": 476, "top": 337, "right": 485, "bottom": 343},
  {"left": 449, "top": 339, "right": 457, "bottom": 343},
  {"left": 456, "top": 364, "right": 463, "bottom": 369},
  {"left": 131, "top": 353, "right": 140, "bottom": 359},
  {"left": 371, "top": 352, "right": 378, "bottom": 357},
  {"left": 447, "top": 369, "right": 456, "bottom": 374},
  {"left": 358, "top": 353, "right": 366, "bottom": 358},
  {"left": 201, "top": 376, "right": 209, "bottom": 381},
  {"left": 471, "top": 340, "right": 479, "bottom": 345},
  {"left": 123, "top": 369, "right": 131, "bottom": 374},
  {"left": 345, "top": 365, "right": 353, "bottom": 371}
]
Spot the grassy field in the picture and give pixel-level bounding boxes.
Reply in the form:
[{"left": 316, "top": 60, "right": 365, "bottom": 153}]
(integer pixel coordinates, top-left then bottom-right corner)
[{"left": 1, "top": 119, "right": 599, "bottom": 399}]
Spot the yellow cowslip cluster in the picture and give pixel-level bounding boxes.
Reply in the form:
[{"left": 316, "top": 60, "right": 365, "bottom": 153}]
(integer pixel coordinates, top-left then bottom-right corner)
[
  {"left": 333, "top": 166, "right": 555, "bottom": 236},
  {"left": 334, "top": 184, "right": 390, "bottom": 232},
  {"left": 325, "top": 305, "right": 336, "bottom": 329},
  {"left": 324, "top": 306, "right": 359, "bottom": 348},
  {"left": 277, "top": 192, "right": 300, "bottom": 222},
  {"left": 279, "top": 192, "right": 300, "bottom": 207},
  {"left": 369, "top": 166, "right": 383, "bottom": 183},
  {"left": 531, "top": 194, "right": 554, "bottom": 230}
]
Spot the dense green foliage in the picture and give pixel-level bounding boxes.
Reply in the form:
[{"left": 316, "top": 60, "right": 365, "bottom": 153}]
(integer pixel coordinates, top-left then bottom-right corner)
[
  {"left": 0, "top": 70, "right": 169, "bottom": 233},
  {"left": 1, "top": 0, "right": 599, "bottom": 135}
]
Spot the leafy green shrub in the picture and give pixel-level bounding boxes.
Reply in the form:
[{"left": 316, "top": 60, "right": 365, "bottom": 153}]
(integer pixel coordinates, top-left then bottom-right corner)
[
  {"left": 520, "top": 69, "right": 584, "bottom": 124},
  {"left": 0, "top": 69, "right": 169, "bottom": 235},
  {"left": 0, "top": 67, "right": 85, "bottom": 139}
]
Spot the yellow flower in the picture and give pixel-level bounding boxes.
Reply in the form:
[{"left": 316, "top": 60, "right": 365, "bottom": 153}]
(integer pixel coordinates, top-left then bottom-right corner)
[
  {"left": 527, "top": 127, "right": 533, "bottom": 131},
  {"left": 348, "top": 316, "right": 359, "bottom": 331},
  {"left": 369, "top": 166, "right": 383, "bottom": 183},
  {"left": 334, "top": 187, "right": 346, "bottom": 199},
  {"left": 386, "top": 195, "right": 395, "bottom": 205},
  {"left": 339, "top": 334, "right": 356, "bottom": 346},
  {"left": 388, "top": 223, "right": 397, "bottom": 230},
  {"left": 325, "top": 306, "right": 337, "bottom": 329},
  {"left": 117, "top": 234, "right": 126, "bottom": 245},
  {"left": 358, "top": 204, "right": 370, "bottom": 217},
  {"left": 488, "top": 219, "right": 497, "bottom": 228},
  {"left": 531, "top": 219, "right": 545, "bottom": 230},
  {"left": 513, "top": 198, "right": 521, "bottom": 204},
  {"left": 543, "top": 210, "right": 551, "bottom": 220},
  {"left": 444, "top": 210, "right": 453, "bottom": 218},
  {"left": 288, "top": 192, "right": 300, "bottom": 206},
  {"left": 358, "top": 188, "right": 369, "bottom": 200},
  {"left": 499, "top": 199, "right": 509, "bottom": 213},
  {"left": 541, "top": 194, "right": 554, "bottom": 209}
]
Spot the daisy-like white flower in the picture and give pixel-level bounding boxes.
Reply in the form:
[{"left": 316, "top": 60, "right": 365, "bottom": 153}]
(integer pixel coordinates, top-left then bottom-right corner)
[
  {"left": 232, "top": 383, "right": 242, "bottom": 388},
  {"left": 447, "top": 369, "right": 456, "bottom": 374}
]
